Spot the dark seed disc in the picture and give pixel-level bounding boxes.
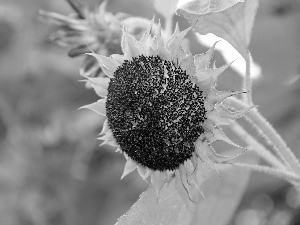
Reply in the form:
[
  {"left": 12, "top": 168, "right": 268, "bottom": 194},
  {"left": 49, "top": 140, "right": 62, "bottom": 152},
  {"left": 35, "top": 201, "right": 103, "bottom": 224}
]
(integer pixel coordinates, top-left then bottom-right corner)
[{"left": 106, "top": 55, "right": 206, "bottom": 171}]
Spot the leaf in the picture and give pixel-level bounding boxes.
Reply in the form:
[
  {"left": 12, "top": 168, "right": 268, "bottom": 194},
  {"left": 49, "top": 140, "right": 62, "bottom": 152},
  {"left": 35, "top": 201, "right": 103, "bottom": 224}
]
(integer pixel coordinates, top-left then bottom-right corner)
[
  {"left": 153, "top": 0, "right": 179, "bottom": 19},
  {"left": 190, "top": 156, "right": 258, "bottom": 225},
  {"left": 115, "top": 162, "right": 232, "bottom": 225},
  {"left": 176, "top": 0, "right": 259, "bottom": 62},
  {"left": 115, "top": 181, "right": 193, "bottom": 225}
]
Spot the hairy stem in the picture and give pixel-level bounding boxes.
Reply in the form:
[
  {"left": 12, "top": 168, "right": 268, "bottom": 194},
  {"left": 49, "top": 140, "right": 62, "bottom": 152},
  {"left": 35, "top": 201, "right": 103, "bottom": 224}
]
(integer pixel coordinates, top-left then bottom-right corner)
[
  {"left": 234, "top": 163, "right": 300, "bottom": 184},
  {"left": 224, "top": 97, "right": 300, "bottom": 174},
  {"left": 229, "top": 121, "right": 287, "bottom": 171}
]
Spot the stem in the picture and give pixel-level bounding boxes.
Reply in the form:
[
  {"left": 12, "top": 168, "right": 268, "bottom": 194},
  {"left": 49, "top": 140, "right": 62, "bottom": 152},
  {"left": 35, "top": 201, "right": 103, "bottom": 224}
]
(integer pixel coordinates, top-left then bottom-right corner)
[
  {"left": 224, "top": 97, "right": 300, "bottom": 174},
  {"left": 243, "top": 52, "right": 253, "bottom": 105},
  {"left": 229, "top": 121, "right": 287, "bottom": 171},
  {"left": 234, "top": 163, "right": 300, "bottom": 184}
]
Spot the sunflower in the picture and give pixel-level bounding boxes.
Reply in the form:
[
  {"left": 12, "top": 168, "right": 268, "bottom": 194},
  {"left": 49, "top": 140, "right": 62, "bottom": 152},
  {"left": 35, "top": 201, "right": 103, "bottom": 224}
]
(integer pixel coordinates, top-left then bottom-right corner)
[
  {"left": 40, "top": 0, "right": 123, "bottom": 78},
  {"left": 82, "top": 20, "right": 253, "bottom": 201}
]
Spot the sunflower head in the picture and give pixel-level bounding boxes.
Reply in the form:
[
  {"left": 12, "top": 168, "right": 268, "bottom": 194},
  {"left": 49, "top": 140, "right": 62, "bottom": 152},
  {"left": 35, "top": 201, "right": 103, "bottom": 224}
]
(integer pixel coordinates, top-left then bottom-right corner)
[{"left": 82, "top": 19, "right": 253, "bottom": 201}]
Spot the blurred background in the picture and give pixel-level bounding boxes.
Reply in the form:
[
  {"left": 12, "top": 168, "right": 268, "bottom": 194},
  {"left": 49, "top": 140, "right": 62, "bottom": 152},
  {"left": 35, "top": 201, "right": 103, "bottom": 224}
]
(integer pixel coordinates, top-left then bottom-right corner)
[{"left": 0, "top": 0, "right": 300, "bottom": 224}]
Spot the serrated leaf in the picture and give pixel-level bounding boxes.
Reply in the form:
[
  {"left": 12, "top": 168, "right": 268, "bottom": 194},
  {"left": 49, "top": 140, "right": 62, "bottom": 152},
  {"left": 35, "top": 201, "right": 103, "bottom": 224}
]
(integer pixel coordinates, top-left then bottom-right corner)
[{"left": 177, "top": 0, "right": 259, "bottom": 60}]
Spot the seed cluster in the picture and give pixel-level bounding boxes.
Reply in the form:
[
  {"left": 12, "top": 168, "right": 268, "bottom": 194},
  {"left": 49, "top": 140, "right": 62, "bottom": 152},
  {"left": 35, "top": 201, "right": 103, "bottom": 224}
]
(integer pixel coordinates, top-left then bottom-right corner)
[{"left": 106, "top": 55, "right": 206, "bottom": 171}]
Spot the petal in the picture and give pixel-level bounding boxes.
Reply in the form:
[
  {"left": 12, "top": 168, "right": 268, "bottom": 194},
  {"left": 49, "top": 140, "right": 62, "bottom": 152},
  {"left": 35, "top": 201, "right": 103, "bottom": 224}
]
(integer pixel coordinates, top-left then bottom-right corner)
[
  {"left": 194, "top": 41, "right": 219, "bottom": 70},
  {"left": 97, "top": 130, "right": 114, "bottom": 141},
  {"left": 80, "top": 99, "right": 106, "bottom": 116},
  {"left": 210, "top": 128, "right": 242, "bottom": 148},
  {"left": 154, "top": 20, "right": 164, "bottom": 46},
  {"left": 167, "top": 26, "right": 192, "bottom": 64},
  {"left": 111, "top": 54, "right": 125, "bottom": 64},
  {"left": 99, "top": 119, "right": 109, "bottom": 135},
  {"left": 124, "top": 30, "right": 146, "bottom": 57},
  {"left": 206, "top": 88, "right": 245, "bottom": 104},
  {"left": 215, "top": 105, "right": 257, "bottom": 120},
  {"left": 151, "top": 171, "right": 166, "bottom": 198},
  {"left": 85, "top": 77, "right": 109, "bottom": 97},
  {"left": 85, "top": 76, "right": 110, "bottom": 90},
  {"left": 180, "top": 52, "right": 196, "bottom": 77},
  {"left": 157, "top": 42, "right": 172, "bottom": 61},
  {"left": 121, "top": 157, "right": 137, "bottom": 179},
  {"left": 86, "top": 53, "right": 120, "bottom": 72},
  {"left": 206, "top": 108, "right": 230, "bottom": 126},
  {"left": 207, "top": 146, "right": 247, "bottom": 164},
  {"left": 121, "top": 28, "right": 132, "bottom": 59},
  {"left": 166, "top": 22, "right": 180, "bottom": 47},
  {"left": 80, "top": 56, "right": 99, "bottom": 77},
  {"left": 137, "top": 165, "right": 152, "bottom": 180},
  {"left": 195, "top": 63, "right": 231, "bottom": 84},
  {"left": 194, "top": 139, "right": 218, "bottom": 172},
  {"left": 139, "top": 17, "right": 154, "bottom": 47}
]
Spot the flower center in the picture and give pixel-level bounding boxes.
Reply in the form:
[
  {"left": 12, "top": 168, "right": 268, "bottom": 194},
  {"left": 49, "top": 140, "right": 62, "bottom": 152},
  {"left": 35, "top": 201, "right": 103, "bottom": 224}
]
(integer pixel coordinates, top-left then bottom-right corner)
[{"left": 106, "top": 55, "right": 206, "bottom": 171}]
